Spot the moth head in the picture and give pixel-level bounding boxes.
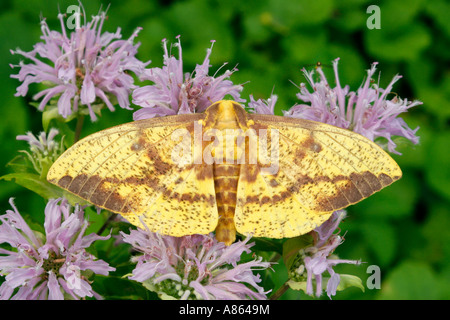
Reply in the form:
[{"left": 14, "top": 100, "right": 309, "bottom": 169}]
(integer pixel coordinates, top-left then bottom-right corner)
[{"left": 204, "top": 100, "right": 250, "bottom": 130}]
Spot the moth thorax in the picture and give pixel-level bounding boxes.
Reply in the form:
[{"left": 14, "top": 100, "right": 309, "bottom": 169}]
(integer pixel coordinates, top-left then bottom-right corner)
[{"left": 213, "top": 163, "right": 240, "bottom": 246}]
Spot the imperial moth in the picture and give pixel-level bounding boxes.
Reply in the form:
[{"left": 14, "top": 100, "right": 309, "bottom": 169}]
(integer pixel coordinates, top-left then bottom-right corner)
[{"left": 47, "top": 100, "right": 402, "bottom": 245}]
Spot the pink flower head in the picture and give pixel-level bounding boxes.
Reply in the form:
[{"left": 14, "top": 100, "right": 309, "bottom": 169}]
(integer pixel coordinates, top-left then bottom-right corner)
[
  {"left": 285, "top": 58, "right": 421, "bottom": 154},
  {"left": 0, "top": 198, "right": 114, "bottom": 300},
  {"left": 248, "top": 94, "right": 278, "bottom": 115},
  {"left": 10, "top": 7, "right": 150, "bottom": 121},
  {"left": 121, "top": 228, "right": 270, "bottom": 300},
  {"left": 16, "top": 129, "right": 62, "bottom": 175},
  {"left": 289, "top": 210, "right": 361, "bottom": 299},
  {"left": 132, "top": 37, "right": 245, "bottom": 120}
]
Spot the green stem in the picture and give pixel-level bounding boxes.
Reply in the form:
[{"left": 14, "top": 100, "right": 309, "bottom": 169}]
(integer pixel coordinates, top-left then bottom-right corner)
[
  {"left": 97, "top": 212, "right": 115, "bottom": 236},
  {"left": 74, "top": 114, "right": 85, "bottom": 143},
  {"left": 269, "top": 281, "right": 290, "bottom": 300},
  {"left": 269, "top": 252, "right": 281, "bottom": 263}
]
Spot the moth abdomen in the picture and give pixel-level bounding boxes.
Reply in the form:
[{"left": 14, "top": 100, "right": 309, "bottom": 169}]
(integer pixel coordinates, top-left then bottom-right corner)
[{"left": 213, "top": 163, "right": 240, "bottom": 245}]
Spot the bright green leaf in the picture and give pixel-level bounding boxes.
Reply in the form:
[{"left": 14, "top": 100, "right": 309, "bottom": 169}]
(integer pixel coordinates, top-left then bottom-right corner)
[
  {"left": 336, "top": 274, "right": 365, "bottom": 293},
  {"left": 287, "top": 274, "right": 364, "bottom": 296},
  {"left": 0, "top": 172, "right": 62, "bottom": 199}
]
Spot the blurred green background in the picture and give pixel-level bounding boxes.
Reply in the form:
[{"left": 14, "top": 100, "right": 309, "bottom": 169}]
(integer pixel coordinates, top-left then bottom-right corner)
[{"left": 0, "top": 0, "right": 449, "bottom": 300}]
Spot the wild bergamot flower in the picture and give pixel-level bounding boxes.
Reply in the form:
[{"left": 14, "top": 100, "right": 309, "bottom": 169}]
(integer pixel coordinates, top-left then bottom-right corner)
[
  {"left": 16, "top": 128, "right": 63, "bottom": 176},
  {"left": 121, "top": 228, "right": 270, "bottom": 300},
  {"left": 248, "top": 94, "right": 278, "bottom": 115},
  {"left": 10, "top": 8, "right": 149, "bottom": 121},
  {"left": 285, "top": 58, "right": 421, "bottom": 154},
  {"left": 287, "top": 210, "right": 361, "bottom": 299},
  {"left": 0, "top": 198, "right": 114, "bottom": 300},
  {"left": 132, "top": 36, "right": 245, "bottom": 120}
]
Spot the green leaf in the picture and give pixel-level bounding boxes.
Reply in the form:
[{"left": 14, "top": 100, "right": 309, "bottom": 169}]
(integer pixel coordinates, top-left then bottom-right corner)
[
  {"left": 92, "top": 275, "right": 154, "bottom": 300},
  {"left": 337, "top": 274, "right": 365, "bottom": 293},
  {"left": 243, "top": 12, "right": 273, "bottom": 44},
  {"left": 354, "top": 173, "right": 419, "bottom": 219},
  {"left": 0, "top": 172, "right": 62, "bottom": 199},
  {"left": 269, "top": 0, "right": 334, "bottom": 27},
  {"left": 381, "top": 0, "right": 424, "bottom": 29},
  {"left": 0, "top": 172, "right": 90, "bottom": 206},
  {"left": 42, "top": 105, "right": 63, "bottom": 132},
  {"left": 365, "top": 23, "right": 431, "bottom": 62},
  {"left": 281, "top": 29, "right": 327, "bottom": 63},
  {"left": 287, "top": 274, "right": 364, "bottom": 296},
  {"left": 54, "top": 120, "right": 75, "bottom": 149},
  {"left": 165, "top": 0, "right": 235, "bottom": 66},
  {"left": 287, "top": 279, "right": 308, "bottom": 292},
  {"left": 359, "top": 220, "right": 397, "bottom": 267},
  {"left": 421, "top": 202, "right": 450, "bottom": 266},
  {"left": 426, "top": 132, "right": 450, "bottom": 200},
  {"left": 6, "top": 154, "right": 34, "bottom": 174},
  {"left": 251, "top": 237, "right": 283, "bottom": 254},
  {"left": 282, "top": 235, "right": 313, "bottom": 270},
  {"left": 425, "top": 0, "right": 450, "bottom": 38},
  {"left": 378, "top": 261, "right": 441, "bottom": 299},
  {"left": 141, "top": 280, "right": 176, "bottom": 300}
]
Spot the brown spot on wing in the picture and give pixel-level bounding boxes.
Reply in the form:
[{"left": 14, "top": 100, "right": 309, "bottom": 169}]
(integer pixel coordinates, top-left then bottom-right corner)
[
  {"left": 79, "top": 175, "right": 102, "bottom": 199},
  {"left": 325, "top": 193, "right": 349, "bottom": 210},
  {"left": 362, "top": 171, "right": 382, "bottom": 192},
  {"left": 349, "top": 172, "right": 374, "bottom": 197},
  {"left": 147, "top": 145, "right": 171, "bottom": 175},
  {"left": 68, "top": 174, "right": 89, "bottom": 193},
  {"left": 269, "top": 179, "right": 279, "bottom": 187},
  {"left": 104, "top": 191, "right": 128, "bottom": 213},
  {"left": 130, "top": 141, "right": 143, "bottom": 152},
  {"left": 378, "top": 173, "right": 394, "bottom": 186},
  {"left": 339, "top": 179, "right": 363, "bottom": 203},
  {"left": 293, "top": 149, "right": 307, "bottom": 166},
  {"left": 302, "top": 135, "right": 322, "bottom": 153},
  {"left": 57, "top": 175, "right": 73, "bottom": 188}
]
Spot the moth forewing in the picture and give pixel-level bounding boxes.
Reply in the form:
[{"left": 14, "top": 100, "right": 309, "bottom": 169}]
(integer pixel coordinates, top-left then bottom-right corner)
[
  {"left": 170, "top": 127, "right": 192, "bottom": 167},
  {"left": 236, "top": 128, "right": 258, "bottom": 165},
  {"left": 258, "top": 128, "right": 280, "bottom": 176}
]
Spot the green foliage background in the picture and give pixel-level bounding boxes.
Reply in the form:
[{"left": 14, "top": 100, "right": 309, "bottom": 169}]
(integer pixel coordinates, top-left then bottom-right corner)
[{"left": 0, "top": 0, "right": 449, "bottom": 299}]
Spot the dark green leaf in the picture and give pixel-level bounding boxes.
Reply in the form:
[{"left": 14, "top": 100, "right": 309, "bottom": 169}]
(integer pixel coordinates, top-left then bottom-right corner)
[
  {"left": 282, "top": 234, "right": 313, "bottom": 270},
  {"left": 92, "top": 275, "right": 155, "bottom": 300}
]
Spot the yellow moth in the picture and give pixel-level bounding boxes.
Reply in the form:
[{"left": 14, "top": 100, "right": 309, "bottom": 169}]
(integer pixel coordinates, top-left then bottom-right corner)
[{"left": 47, "top": 100, "right": 401, "bottom": 245}]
